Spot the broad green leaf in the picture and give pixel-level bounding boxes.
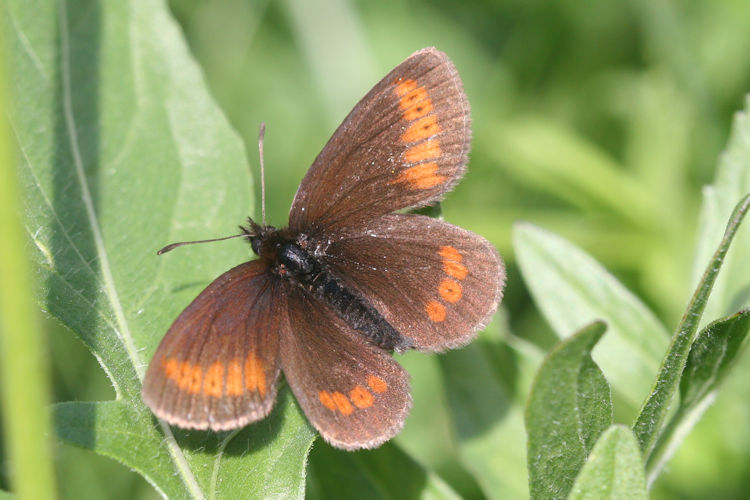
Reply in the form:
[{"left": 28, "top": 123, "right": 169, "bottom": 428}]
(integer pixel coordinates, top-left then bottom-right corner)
[
  {"left": 526, "top": 321, "right": 612, "bottom": 500},
  {"left": 693, "top": 96, "right": 750, "bottom": 323},
  {"left": 568, "top": 425, "right": 648, "bottom": 500},
  {"left": 680, "top": 308, "right": 750, "bottom": 411},
  {"left": 633, "top": 195, "right": 750, "bottom": 460},
  {"left": 306, "top": 442, "right": 460, "bottom": 500},
  {"left": 7, "top": 0, "right": 315, "bottom": 497},
  {"left": 513, "top": 223, "right": 668, "bottom": 407},
  {"left": 0, "top": 491, "right": 14, "bottom": 500},
  {"left": 441, "top": 337, "right": 529, "bottom": 499},
  {"left": 55, "top": 393, "right": 314, "bottom": 499}
]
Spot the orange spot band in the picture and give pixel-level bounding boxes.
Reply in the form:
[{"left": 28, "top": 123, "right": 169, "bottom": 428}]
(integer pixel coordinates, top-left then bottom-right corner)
[
  {"left": 226, "top": 359, "right": 243, "bottom": 396},
  {"left": 444, "top": 260, "right": 468, "bottom": 280},
  {"left": 439, "top": 246, "right": 462, "bottom": 262},
  {"left": 350, "top": 385, "right": 374, "bottom": 409},
  {"left": 402, "top": 115, "right": 441, "bottom": 143},
  {"left": 404, "top": 139, "right": 441, "bottom": 163},
  {"left": 392, "top": 162, "right": 446, "bottom": 189},
  {"left": 426, "top": 300, "right": 447, "bottom": 322},
  {"left": 439, "top": 279, "right": 463, "bottom": 303},
  {"left": 245, "top": 352, "right": 267, "bottom": 397},
  {"left": 368, "top": 375, "right": 388, "bottom": 393},
  {"left": 203, "top": 362, "right": 224, "bottom": 397},
  {"left": 394, "top": 79, "right": 418, "bottom": 97},
  {"left": 332, "top": 392, "right": 354, "bottom": 415},
  {"left": 319, "top": 390, "right": 336, "bottom": 411}
]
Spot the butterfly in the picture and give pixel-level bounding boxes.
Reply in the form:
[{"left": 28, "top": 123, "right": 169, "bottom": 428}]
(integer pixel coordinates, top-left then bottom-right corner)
[{"left": 142, "top": 47, "right": 505, "bottom": 450}]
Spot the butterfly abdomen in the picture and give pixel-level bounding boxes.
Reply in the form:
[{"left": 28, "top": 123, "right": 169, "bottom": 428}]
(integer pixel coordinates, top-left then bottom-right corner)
[
  {"left": 310, "top": 269, "right": 411, "bottom": 352},
  {"left": 257, "top": 228, "right": 410, "bottom": 352}
]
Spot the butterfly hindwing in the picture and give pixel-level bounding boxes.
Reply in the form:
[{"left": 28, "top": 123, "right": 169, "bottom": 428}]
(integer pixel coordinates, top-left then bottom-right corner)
[
  {"left": 142, "top": 261, "right": 282, "bottom": 430},
  {"left": 289, "top": 47, "right": 470, "bottom": 234},
  {"left": 322, "top": 214, "right": 505, "bottom": 351},
  {"left": 279, "top": 285, "right": 412, "bottom": 450}
]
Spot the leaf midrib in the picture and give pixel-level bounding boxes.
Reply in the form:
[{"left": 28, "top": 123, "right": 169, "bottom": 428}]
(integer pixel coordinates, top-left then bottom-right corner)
[{"left": 57, "top": 2, "right": 206, "bottom": 498}]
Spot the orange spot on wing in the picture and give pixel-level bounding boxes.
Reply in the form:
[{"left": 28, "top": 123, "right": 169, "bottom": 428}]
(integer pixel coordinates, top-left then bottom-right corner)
[
  {"left": 391, "top": 163, "right": 446, "bottom": 189},
  {"left": 245, "top": 352, "right": 267, "bottom": 397},
  {"left": 443, "top": 260, "right": 469, "bottom": 280},
  {"left": 393, "top": 79, "right": 418, "bottom": 97},
  {"left": 399, "top": 85, "right": 428, "bottom": 110},
  {"left": 402, "top": 115, "right": 441, "bottom": 143},
  {"left": 426, "top": 300, "right": 447, "bottom": 322},
  {"left": 399, "top": 87, "right": 433, "bottom": 121},
  {"left": 332, "top": 392, "right": 354, "bottom": 415},
  {"left": 439, "top": 279, "right": 463, "bottom": 303},
  {"left": 367, "top": 375, "right": 388, "bottom": 393},
  {"left": 439, "top": 246, "right": 462, "bottom": 262},
  {"left": 163, "top": 357, "right": 179, "bottom": 381},
  {"left": 349, "top": 385, "right": 374, "bottom": 409},
  {"left": 404, "top": 139, "right": 441, "bottom": 163},
  {"left": 404, "top": 99, "right": 433, "bottom": 121},
  {"left": 189, "top": 366, "right": 203, "bottom": 393},
  {"left": 226, "top": 359, "right": 243, "bottom": 396},
  {"left": 319, "top": 390, "right": 336, "bottom": 411},
  {"left": 203, "top": 362, "right": 224, "bottom": 397},
  {"left": 178, "top": 362, "right": 202, "bottom": 394}
]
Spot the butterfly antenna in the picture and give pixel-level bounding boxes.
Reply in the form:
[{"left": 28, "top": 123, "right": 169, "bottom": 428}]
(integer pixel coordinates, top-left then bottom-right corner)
[
  {"left": 258, "top": 122, "right": 267, "bottom": 226},
  {"left": 157, "top": 233, "right": 249, "bottom": 255}
]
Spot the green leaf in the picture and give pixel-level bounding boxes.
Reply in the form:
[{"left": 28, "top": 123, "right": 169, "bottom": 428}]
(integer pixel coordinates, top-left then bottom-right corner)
[
  {"left": 7, "top": 0, "right": 315, "bottom": 497},
  {"left": 680, "top": 308, "right": 750, "bottom": 411},
  {"left": 441, "top": 337, "right": 529, "bottom": 499},
  {"left": 693, "top": 96, "right": 750, "bottom": 323},
  {"left": 513, "top": 223, "right": 668, "bottom": 407},
  {"left": 307, "top": 442, "right": 460, "bottom": 500},
  {"left": 568, "top": 425, "right": 648, "bottom": 500},
  {"left": 644, "top": 308, "right": 750, "bottom": 483},
  {"left": 525, "top": 321, "right": 612, "bottom": 500},
  {"left": 55, "top": 391, "right": 313, "bottom": 499},
  {"left": 633, "top": 195, "right": 750, "bottom": 461}
]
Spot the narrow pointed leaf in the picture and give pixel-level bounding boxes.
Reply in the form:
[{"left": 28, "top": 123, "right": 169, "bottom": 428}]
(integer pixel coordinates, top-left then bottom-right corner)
[
  {"left": 526, "top": 321, "right": 612, "bottom": 500},
  {"left": 633, "top": 195, "right": 750, "bottom": 459},
  {"left": 680, "top": 308, "right": 750, "bottom": 411},
  {"left": 645, "top": 308, "right": 750, "bottom": 482}
]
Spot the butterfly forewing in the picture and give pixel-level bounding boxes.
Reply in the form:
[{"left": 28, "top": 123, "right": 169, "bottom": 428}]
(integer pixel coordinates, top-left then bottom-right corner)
[
  {"left": 142, "top": 261, "right": 283, "bottom": 430},
  {"left": 289, "top": 47, "right": 470, "bottom": 234},
  {"left": 279, "top": 285, "right": 412, "bottom": 450},
  {"left": 323, "top": 214, "right": 505, "bottom": 351}
]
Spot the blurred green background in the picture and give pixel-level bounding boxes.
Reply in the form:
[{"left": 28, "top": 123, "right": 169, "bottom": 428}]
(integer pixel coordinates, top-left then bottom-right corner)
[{"left": 7, "top": 0, "right": 750, "bottom": 498}]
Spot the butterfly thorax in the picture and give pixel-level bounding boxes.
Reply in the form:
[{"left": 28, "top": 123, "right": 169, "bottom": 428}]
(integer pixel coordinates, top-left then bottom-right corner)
[{"left": 245, "top": 221, "right": 410, "bottom": 352}]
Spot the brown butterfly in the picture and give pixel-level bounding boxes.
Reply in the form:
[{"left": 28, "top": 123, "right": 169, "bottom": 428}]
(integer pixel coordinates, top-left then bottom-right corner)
[{"left": 142, "top": 47, "right": 505, "bottom": 450}]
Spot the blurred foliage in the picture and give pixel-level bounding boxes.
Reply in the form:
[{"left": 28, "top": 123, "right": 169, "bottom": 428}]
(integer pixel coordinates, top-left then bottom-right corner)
[{"left": 6, "top": 0, "right": 750, "bottom": 498}]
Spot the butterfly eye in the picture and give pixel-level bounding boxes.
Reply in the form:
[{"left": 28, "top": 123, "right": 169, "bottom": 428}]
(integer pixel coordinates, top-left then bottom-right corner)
[{"left": 251, "top": 237, "right": 262, "bottom": 255}]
